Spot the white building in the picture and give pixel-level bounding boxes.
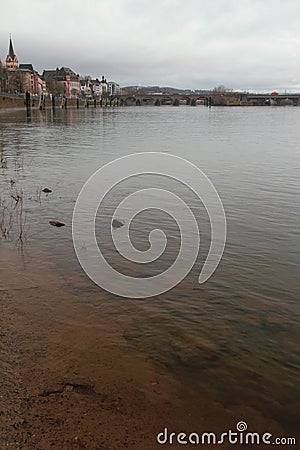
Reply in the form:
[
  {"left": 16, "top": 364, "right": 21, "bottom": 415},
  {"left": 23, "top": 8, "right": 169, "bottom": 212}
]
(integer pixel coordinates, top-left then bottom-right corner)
[
  {"left": 80, "top": 78, "right": 92, "bottom": 97},
  {"left": 91, "top": 78, "right": 102, "bottom": 97},
  {"left": 107, "top": 81, "right": 121, "bottom": 96}
]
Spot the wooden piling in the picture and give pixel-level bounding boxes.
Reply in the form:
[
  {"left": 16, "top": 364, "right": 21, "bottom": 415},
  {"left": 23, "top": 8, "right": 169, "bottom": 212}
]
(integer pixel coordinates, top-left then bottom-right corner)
[
  {"left": 25, "top": 92, "right": 31, "bottom": 111},
  {"left": 39, "top": 94, "right": 46, "bottom": 110}
]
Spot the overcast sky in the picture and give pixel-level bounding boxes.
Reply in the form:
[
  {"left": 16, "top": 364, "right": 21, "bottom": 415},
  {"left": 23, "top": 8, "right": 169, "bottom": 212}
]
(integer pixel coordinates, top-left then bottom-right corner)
[{"left": 1, "top": 0, "right": 300, "bottom": 91}]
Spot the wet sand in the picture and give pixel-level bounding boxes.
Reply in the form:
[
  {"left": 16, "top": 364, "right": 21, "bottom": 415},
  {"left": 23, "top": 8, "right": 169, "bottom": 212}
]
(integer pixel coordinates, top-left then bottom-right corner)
[
  {"left": 1, "top": 246, "right": 297, "bottom": 449},
  {"left": 0, "top": 291, "right": 176, "bottom": 449},
  {"left": 1, "top": 247, "right": 230, "bottom": 449},
  {"left": 0, "top": 248, "right": 184, "bottom": 449}
]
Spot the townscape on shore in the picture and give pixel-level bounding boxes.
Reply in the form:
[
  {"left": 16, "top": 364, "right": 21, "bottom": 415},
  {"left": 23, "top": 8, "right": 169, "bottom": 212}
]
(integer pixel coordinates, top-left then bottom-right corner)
[{"left": 0, "top": 36, "right": 120, "bottom": 100}]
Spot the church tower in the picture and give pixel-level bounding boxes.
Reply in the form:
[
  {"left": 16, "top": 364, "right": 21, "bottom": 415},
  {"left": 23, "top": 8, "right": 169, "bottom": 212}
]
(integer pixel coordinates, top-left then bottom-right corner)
[{"left": 6, "top": 35, "right": 18, "bottom": 69}]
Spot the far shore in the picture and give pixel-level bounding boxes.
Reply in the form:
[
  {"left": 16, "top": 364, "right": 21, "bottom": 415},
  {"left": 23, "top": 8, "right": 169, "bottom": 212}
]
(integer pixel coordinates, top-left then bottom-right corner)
[{"left": 2, "top": 92, "right": 300, "bottom": 109}]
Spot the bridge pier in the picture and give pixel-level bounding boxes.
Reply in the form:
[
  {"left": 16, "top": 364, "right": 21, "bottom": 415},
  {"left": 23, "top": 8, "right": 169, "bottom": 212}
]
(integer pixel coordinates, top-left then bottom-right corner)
[{"left": 205, "top": 96, "right": 212, "bottom": 107}]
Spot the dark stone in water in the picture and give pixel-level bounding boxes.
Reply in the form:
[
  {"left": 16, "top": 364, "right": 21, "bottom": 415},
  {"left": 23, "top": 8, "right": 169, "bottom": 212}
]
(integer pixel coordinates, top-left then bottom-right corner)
[
  {"left": 49, "top": 220, "right": 65, "bottom": 227},
  {"left": 112, "top": 219, "right": 124, "bottom": 229},
  {"left": 42, "top": 188, "right": 52, "bottom": 193}
]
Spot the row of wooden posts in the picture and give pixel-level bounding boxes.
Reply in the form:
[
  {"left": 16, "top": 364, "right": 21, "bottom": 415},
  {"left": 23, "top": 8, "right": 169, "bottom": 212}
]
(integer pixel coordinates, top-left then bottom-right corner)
[{"left": 25, "top": 92, "right": 119, "bottom": 111}]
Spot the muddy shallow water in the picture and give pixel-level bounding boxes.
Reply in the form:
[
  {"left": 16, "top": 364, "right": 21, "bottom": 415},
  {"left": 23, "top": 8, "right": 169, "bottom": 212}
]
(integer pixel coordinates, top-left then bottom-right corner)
[{"left": 0, "top": 106, "right": 299, "bottom": 448}]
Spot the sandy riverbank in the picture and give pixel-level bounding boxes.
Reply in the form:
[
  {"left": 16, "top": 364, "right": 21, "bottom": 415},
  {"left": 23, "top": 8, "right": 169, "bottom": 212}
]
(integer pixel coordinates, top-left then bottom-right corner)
[
  {"left": 1, "top": 247, "right": 220, "bottom": 449},
  {"left": 0, "top": 248, "right": 176, "bottom": 449},
  {"left": 1, "top": 245, "right": 296, "bottom": 449}
]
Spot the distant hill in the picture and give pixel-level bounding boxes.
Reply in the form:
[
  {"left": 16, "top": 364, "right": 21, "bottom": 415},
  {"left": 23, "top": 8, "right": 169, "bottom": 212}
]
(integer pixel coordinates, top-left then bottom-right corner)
[{"left": 122, "top": 86, "right": 211, "bottom": 95}]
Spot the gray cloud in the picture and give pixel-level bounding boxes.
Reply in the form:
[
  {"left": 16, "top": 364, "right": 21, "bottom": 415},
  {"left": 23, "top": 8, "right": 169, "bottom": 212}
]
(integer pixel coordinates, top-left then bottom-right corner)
[{"left": 1, "top": 0, "right": 300, "bottom": 90}]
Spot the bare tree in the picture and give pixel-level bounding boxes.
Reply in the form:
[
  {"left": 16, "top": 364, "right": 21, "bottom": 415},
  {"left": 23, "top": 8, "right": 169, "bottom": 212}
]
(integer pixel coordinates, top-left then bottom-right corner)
[
  {"left": 212, "top": 85, "right": 227, "bottom": 93},
  {"left": 7, "top": 71, "right": 31, "bottom": 94},
  {"left": 47, "top": 80, "right": 65, "bottom": 96},
  {"left": 0, "top": 68, "right": 8, "bottom": 92}
]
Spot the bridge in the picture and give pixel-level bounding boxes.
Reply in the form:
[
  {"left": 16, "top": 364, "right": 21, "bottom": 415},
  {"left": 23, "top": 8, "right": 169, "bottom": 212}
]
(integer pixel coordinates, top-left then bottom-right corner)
[
  {"left": 114, "top": 92, "right": 300, "bottom": 106},
  {"left": 239, "top": 93, "right": 300, "bottom": 106},
  {"left": 116, "top": 93, "right": 208, "bottom": 106}
]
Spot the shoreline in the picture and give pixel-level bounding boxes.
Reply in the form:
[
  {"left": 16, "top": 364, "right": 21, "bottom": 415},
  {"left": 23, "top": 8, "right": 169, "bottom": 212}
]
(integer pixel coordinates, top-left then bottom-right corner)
[
  {"left": 1, "top": 93, "right": 300, "bottom": 110},
  {"left": 0, "top": 247, "right": 194, "bottom": 449},
  {"left": 0, "top": 245, "right": 295, "bottom": 449}
]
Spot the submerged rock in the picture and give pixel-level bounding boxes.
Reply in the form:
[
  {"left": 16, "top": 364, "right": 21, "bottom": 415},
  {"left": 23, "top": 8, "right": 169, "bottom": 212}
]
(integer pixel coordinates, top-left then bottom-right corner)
[
  {"left": 49, "top": 220, "right": 65, "bottom": 227},
  {"left": 112, "top": 219, "right": 125, "bottom": 229}
]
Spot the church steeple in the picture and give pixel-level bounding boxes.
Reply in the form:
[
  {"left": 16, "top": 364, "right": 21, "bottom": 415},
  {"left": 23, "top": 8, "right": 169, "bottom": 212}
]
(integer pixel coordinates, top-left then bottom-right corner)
[
  {"left": 6, "top": 35, "right": 18, "bottom": 69},
  {"left": 9, "top": 35, "right": 15, "bottom": 58}
]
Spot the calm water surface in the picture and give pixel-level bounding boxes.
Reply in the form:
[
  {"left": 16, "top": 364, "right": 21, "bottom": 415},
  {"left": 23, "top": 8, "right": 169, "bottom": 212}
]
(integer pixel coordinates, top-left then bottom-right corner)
[{"left": 0, "top": 106, "right": 299, "bottom": 434}]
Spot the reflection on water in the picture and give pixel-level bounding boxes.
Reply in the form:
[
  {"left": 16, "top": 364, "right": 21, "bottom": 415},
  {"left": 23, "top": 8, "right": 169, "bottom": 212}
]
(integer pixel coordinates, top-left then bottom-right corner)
[{"left": 0, "top": 106, "right": 299, "bottom": 434}]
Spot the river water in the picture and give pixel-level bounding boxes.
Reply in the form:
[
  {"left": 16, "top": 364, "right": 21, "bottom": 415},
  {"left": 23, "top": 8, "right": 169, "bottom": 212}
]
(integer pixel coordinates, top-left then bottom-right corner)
[{"left": 0, "top": 106, "right": 299, "bottom": 441}]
